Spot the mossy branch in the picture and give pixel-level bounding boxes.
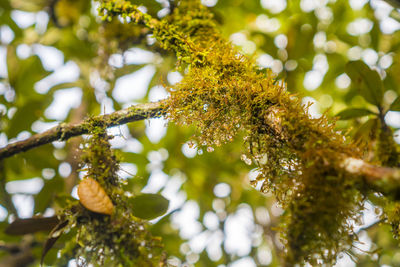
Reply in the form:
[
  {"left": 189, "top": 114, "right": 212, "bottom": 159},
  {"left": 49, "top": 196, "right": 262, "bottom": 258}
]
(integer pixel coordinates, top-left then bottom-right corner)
[
  {"left": 98, "top": 0, "right": 159, "bottom": 29},
  {"left": 0, "top": 100, "right": 399, "bottom": 188},
  {"left": 342, "top": 157, "right": 400, "bottom": 181},
  {"left": 382, "top": 0, "right": 400, "bottom": 8},
  {"left": 341, "top": 157, "right": 400, "bottom": 193},
  {"left": 3, "top": 1, "right": 400, "bottom": 263},
  {"left": 0, "top": 101, "right": 164, "bottom": 160}
]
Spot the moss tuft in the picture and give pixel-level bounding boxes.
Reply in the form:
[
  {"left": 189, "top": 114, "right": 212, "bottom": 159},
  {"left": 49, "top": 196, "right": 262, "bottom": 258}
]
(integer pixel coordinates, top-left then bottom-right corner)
[
  {"left": 98, "top": 0, "right": 371, "bottom": 265},
  {"left": 59, "top": 124, "right": 165, "bottom": 266}
]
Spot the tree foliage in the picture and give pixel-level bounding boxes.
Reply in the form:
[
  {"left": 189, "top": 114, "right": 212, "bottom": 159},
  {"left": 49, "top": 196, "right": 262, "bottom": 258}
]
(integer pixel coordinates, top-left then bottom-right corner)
[{"left": 1, "top": 0, "right": 400, "bottom": 266}]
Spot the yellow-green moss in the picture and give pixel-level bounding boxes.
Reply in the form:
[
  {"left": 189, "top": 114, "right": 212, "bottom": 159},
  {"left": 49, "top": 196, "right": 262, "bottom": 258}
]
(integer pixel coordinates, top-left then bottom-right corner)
[
  {"left": 59, "top": 124, "right": 165, "bottom": 266},
  {"left": 98, "top": 0, "right": 370, "bottom": 265},
  {"left": 376, "top": 120, "right": 399, "bottom": 167}
]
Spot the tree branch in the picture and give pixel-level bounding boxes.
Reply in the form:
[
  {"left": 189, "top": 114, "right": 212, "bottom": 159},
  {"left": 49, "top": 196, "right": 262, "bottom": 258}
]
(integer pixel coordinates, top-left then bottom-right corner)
[
  {"left": 0, "top": 101, "right": 165, "bottom": 160},
  {"left": 380, "top": 0, "right": 400, "bottom": 9},
  {"left": 1, "top": 99, "right": 400, "bottom": 194},
  {"left": 341, "top": 157, "right": 400, "bottom": 182}
]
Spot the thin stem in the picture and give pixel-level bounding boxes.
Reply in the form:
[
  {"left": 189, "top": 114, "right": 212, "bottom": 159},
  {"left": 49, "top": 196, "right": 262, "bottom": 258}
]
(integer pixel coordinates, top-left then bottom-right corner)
[
  {"left": 381, "top": 0, "right": 400, "bottom": 9},
  {"left": 341, "top": 157, "right": 400, "bottom": 181}
]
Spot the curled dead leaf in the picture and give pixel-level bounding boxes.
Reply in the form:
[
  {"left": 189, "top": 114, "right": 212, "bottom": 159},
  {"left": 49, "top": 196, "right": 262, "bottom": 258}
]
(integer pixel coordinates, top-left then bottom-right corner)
[{"left": 77, "top": 178, "right": 114, "bottom": 215}]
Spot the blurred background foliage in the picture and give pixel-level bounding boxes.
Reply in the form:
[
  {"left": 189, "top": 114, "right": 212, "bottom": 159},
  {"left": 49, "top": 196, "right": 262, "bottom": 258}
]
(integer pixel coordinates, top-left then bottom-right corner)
[{"left": 0, "top": 0, "right": 400, "bottom": 266}]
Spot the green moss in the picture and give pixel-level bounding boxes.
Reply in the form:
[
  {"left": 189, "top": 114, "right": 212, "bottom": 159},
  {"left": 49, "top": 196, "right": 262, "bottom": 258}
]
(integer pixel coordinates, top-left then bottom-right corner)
[
  {"left": 376, "top": 121, "right": 399, "bottom": 167},
  {"left": 162, "top": 3, "right": 366, "bottom": 263},
  {"left": 96, "top": 0, "right": 377, "bottom": 265},
  {"left": 163, "top": 13, "right": 361, "bottom": 265},
  {"left": 385, "top": 202, "right": 400, "bottom": 241},
  {"left": 58, "top": 124, "right": 165, "bottom": 266}
]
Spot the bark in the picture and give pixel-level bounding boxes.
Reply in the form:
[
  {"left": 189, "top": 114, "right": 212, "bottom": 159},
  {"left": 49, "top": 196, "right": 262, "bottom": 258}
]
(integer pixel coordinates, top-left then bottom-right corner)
[{"left": 0, "top": 101, "right": 164, "bottom": 160}]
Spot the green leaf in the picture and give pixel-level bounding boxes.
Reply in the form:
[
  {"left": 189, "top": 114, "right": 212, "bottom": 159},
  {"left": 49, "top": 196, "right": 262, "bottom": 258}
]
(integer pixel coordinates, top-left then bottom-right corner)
[
  {"left": 336, "top": 108, "right": 375, "bottom": 120},
  {"left": 47, "top": 81, "right": 84, "bottom": 94},
  {"left": 5, "top": 144, "right": 59, "bottom": 181},
  {"left": 389, "top": 96, "right": 400, "bottom": 111},
  {"left": 109, "top": 64, "right": 146, "bottom": 93},
  {"left": 7, "top": 49, "right": 51, "bottom": 98},
  {"left": 34, "top": 177, "right": 64, "bottom": 214},
  {"left": 354, "top": 118, "right": 378, "bottom": 143},
  {"left": 6, "top": 99, "right": 47, "bottom": 138},
  {"left": 128, "top": 194, "right": 169, "bottom": 220},
  {"left": 345, "top": 60, "right": 383, "bottom": 106}
]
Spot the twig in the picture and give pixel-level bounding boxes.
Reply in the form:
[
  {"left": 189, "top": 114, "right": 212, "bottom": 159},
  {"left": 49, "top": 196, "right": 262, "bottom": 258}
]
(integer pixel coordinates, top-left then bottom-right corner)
[
  {"left": 48, "top": 0, "right": 62, "bottom": 28},
  {"left": 381, "top": 0, "right": 400, "bottom": 9},
  {"left": 64, "top": 101, "right": 86, "bottom": 193},
  {"left": 1, "top": 100, "right": 400, "bottom": 190},
  {"left": 0, "top": 101, "right": 165, "bottom": 160},
  {"left": 168, "top": 0, "right": 176, "bottom": 13},
  {"left": 341, "top": 157, "right": 400, "bottom": 182}
]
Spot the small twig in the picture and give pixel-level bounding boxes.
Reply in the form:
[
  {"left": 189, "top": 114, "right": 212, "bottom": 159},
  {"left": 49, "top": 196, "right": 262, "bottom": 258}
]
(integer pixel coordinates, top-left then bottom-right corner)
[
  {"left": 341, "top": 157, "right": 400, "bottom": 182},
  {"left": 48, "top": 0, "right": 62, "bottom": 28},
  {"left": 0, "top": 101, "right": 165, "bottom": 160},
  {"left": 1, "top": 99, "right": 400, "bottom": 190},
  {"left": 380, "top": 0, "right": 400, "bottom": 9},
  {"left": 168, "top": 0, "right": 176, "bottom": 13},
  {"left": 0, "top": 161, "right": 18, "bottom": 216}
]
